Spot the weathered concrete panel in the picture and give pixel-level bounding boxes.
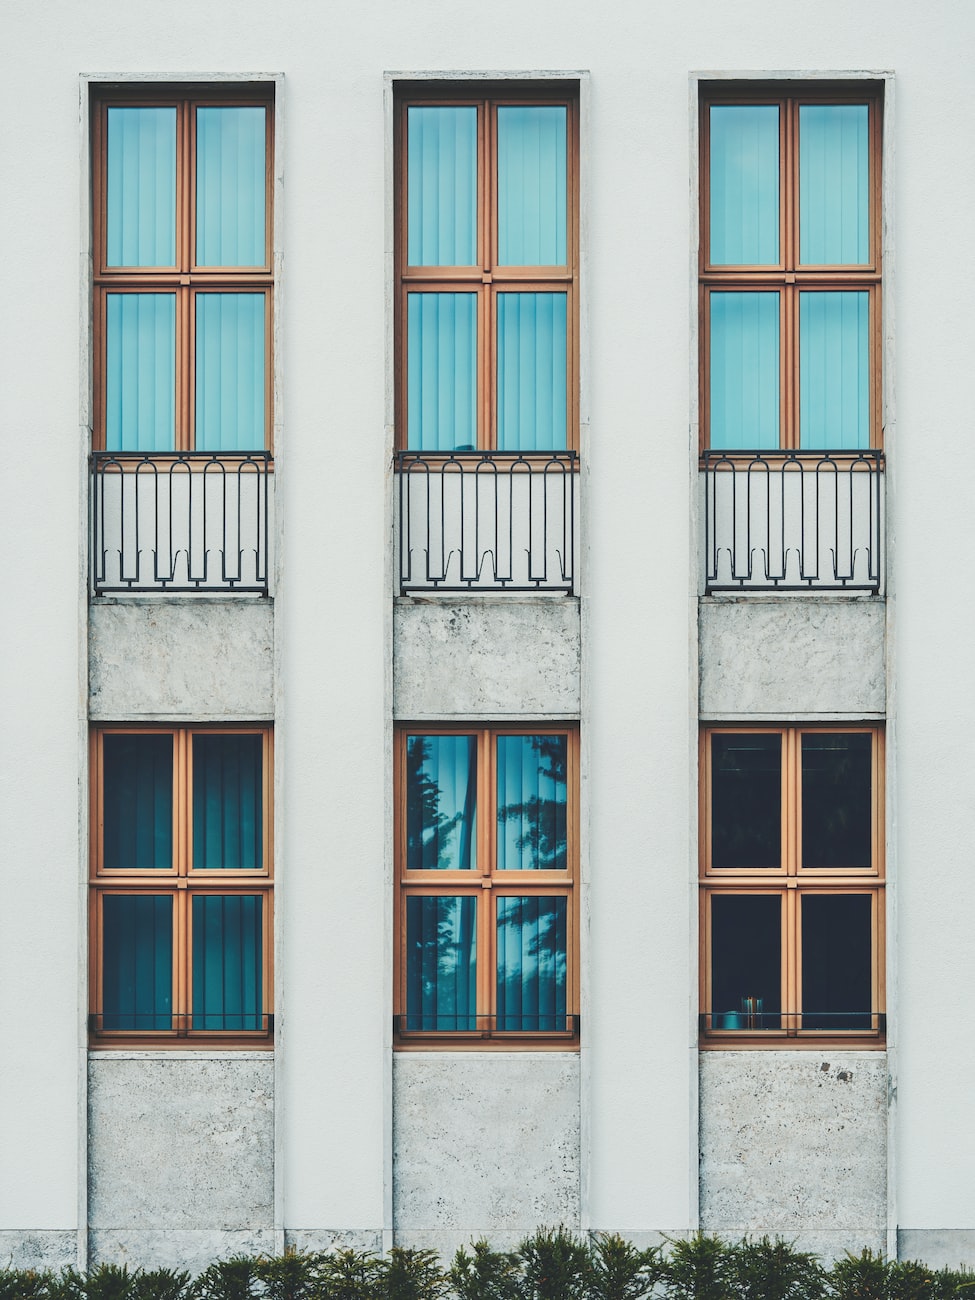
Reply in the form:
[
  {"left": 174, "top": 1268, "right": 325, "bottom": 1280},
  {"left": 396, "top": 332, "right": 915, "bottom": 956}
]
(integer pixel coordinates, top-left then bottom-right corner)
[
  {"left": 699, "top": 1052, "right": 887, "bottom": 1260},
  {"left": 88, "top": 1057, "right": 274, "bottom": 1231},
  {"left": 88, "top": 1230, "right": 276, "bottom": 1273},
  {"left": 394, "top": 599, "right": 580, "bottom": 718},
  {"left": 0, "top": 1231, "right": 78, "bottom": 1270},
  {"left": 285, "top": 1230, "right": 384, "bottom": 1254},
  {"left": 699, "top": 598, "right": 885, "bottom": 719},
  {"left": 89, "top": 600, "right": 274, "bottom": 720},
  {"left": 393, "top": 1053, "right": 580, "bottom": 1252},
  {"left": 897, "top": 1230, "right": 975, "bottom": 1269}
]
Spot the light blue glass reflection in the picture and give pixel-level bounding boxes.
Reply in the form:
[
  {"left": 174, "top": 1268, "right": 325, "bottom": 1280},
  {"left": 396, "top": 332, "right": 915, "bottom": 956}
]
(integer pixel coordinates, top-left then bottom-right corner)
[
  {"left": 406, "top": 734, "right": 477, "bottom": 871},
  {"left": 496, "top": 896, "right": 567, "bottom": 1032},
  {"left": 407, "top": 293, "right": 477, "bottom": 450},
  {"left": 103, "top": 895, "right": 172, "bottom": 1031},
  {"left": 710, "top": 293, "right": 779, "bottom": 450},
  {"left": 195, "top": 294, "right": 265, "bottom": 450},
  {"left": 799, "top": 291, "right": 869, "bottom": 449},
  {"left": 408, "top": 107, "right": 477, "bottom": 266},
  {"left": 196, "top": 107, "right": 267, "bottom": 267},
  {"left": 497, "top": 735, "right": 567, "bottom": 872},
  {"left": 106, "top": 293, "right": 176, "bottom": 451},
  {"left": 497, "top": 293, "right": 566, "bottom": 451},
  {"left": 193, "top": 734, "right": 263, "bottom": 870},
  {"left": 192, "top": 895, "right": 263, "bottom": 1031},
  {"left": 498, "top": 106, "right": 567, "bottom": 266},
  {"left": 710, "top": 105, "right": 779, "bottom": 266},
  {"left": 106, "top": 107, "right": 177, "bottom": 267},
  {"left": 406, "top": 895, "right": 477, "bottom": 1031},
  {"left": 799, "top": 105, "right": 869, "bottom": 265}
]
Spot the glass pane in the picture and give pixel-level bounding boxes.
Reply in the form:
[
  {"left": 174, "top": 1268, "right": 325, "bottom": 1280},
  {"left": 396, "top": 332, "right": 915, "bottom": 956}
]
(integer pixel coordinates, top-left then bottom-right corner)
[
  {"left": 195, "top": 293, "right": 266, "bottom": 450},
  {"left": 711, "top": 734, "right": 781, "bottom": 869},
  {"left": 406, "top": 735, "right": 477, "bottom": 871},
  {"left": 801, "top": 894, "right": 872, "bottom": 1030},
  {"left": 497, "top": 735, "right": 567, "bottom": 871},
  {"left": 407, "top": 107, "right": 477, "bottom": 266},
  {"left": 405, "top": 895, "right": 477, "bottom": 1030},
  {"left": 799, "top": 291, "right": 869, "bottom": 449},
  {"left": 106, "top": 293, "right": 176, "bottom": 451},
  {"left": 709, "top": 105, "right": 779, "bottom": 266},
  {"left": 497, "top": 106, "right": 567, "bottom": 266},
  {"left": 102, "top": 895, "right": 172, "bottom": 1030},
  {"left": 800, "top": 104, "right": 869, "bottom": 265},
  {"left": 496, "top": 292, "right": 567, "bottom": 451},
  {"left": 710, "top": 894, "right": 781, "bottom": 1029},
  {"left": 193, "top": 734, "right": 263, "bottom": 870},
  {"left": 709, "top": 292, "right": 779, "bottom": 450},
  {"left": 192, "top": 895, "right": 263, "bottom": 1031},
  {"left": 106, "top": 107, "right": 177, "bottom": 267},
  {"left": 802, "top": 733, "right": 872, "bottom": 869},
  {"left": 103, "top": 734, "right": 173, "bottom": 870},
  {"left": 407, "top": 293, "right": 477, "bottom": 451},
  {"left": 496, "top": 896, "right": 567, "bottom": 1031},
  {"left": 196, "top": 106, "right": 267, "bottom": 267}
]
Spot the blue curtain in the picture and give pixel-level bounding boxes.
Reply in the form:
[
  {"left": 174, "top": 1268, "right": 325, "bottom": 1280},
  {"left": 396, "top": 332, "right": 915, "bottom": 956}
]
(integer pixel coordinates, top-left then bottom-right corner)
[
  {"left": 103, "top": 734, "right": 173, "bottom": 870},
  {"left": 496, "top": 735, "right": 567, "bottom": 872},
  {"left": 799, "top": 105, "right": 869, "bottom": 266},
  {"left": 408, "top": 106, "right": 477, "bottom": 266},
  {"left": 497, "top": 106, "right": 567, "bottom": 266},
  {"left": 196, "top": 106, "right": 266, "bottom": 267},
  {"left": 106, "top": 293, "right": 176, "bottom": 451},
  {"left": 106, "top": 107, "right": 177, "bottom": 267},
  {"left": 496, "top": 292, "right": 567, "bottom": 451},
  {"left": 192, "top": 895, "right": 263, "bottom": 1030},
  {"left": 710, "top": 292, "right": 779, "bottom": 450},
  {"left": 710, "top": 105, "right": 779, "bottom": 266},
  {"left": 406, "top": 734, "right": 477, "bottom": 871},
  {"left": 192, "top": 734, "right": 263, "bottom": 870},
  {"left": 799, "top": 291, "right": 869, "bottom": 449},
  {"left": 195, "top": 293, "right": 265, "bottom": 450},
  {"left": 407, "top": 292, "right": 477, "bottom": 450},
  {"left": 405, "top": 895, "right": 477, "bottom": 1030},
  {"left": 496, "top": 896, "right": 567, "bottom": 1031},
  {"left": 102, "top": 895, "right": 173, "bottom": 1030}
]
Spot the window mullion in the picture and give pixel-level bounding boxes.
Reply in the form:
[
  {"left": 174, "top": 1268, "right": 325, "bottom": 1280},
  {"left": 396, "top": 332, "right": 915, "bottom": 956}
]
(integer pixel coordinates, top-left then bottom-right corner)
[
  {"left": 175, "top": 887, "right": 188, "bottom": 1035},
  {"left": 479, "top": 884, "right": 494, "bottom": 1033},
  {"left": 785, "top": 887, "right": 798, "bottom": 1034}
]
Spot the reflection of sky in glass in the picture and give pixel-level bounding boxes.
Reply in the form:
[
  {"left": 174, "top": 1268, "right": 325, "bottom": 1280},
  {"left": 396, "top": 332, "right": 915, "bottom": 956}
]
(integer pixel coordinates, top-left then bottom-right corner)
[
  {"left": 497, "top": 895, "right": 567, "bottom": 1031},
  {"left": 406, "top": 895, "right": 477, "bottom": 1030},
  {"left": 497, "top": 735, "right": 567, "bottom": 871},
  {"left": 406, "top": 735, "right": 477, "bottom": 870}
]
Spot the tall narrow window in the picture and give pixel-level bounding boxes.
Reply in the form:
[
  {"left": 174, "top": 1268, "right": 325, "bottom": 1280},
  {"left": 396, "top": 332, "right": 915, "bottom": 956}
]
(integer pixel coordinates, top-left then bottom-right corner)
[
  {"left": 395, "top": 83, "right": 579, "bottom": 452},
  {"left": 700, "top": 84, "right": 882, "bottom": 451},
  {"left": 90, "top": 726, "right": 273, "bottom": 1045},
  {"left": 92, "top": 85, "right": 273, "bottom": 452},
  {"left": 395, "top": 725, "right": 578, "bottom": 1044},
  {"left": 700, "top": 726, "right": 884, "bottom": 1043}
]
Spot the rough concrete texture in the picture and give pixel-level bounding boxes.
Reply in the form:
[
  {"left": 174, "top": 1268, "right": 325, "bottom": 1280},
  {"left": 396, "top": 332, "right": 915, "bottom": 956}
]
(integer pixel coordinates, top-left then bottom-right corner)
[
  {"left": 393, "top": 599, "right": 580, "bottom": 718},
  {"left": 285, "top": 1230, "right": 384, "bottom": 1255},
  {"left": 699, "top": 1052, "right": 887, "bottom": 1261},
  {"left": 88, "top": 1230, "right": 277, "bottom": 1273},
  {"left": 897, "top": 1231, "right": 975, "bottom": 1269},
  {"left": 699, "top": 598, "right": 885, "bottom": 719},
  {"left": 0, "top": 1231, "right": 78, "bottom": 1270},
  {"left": 88, "top": 1057, "right": 274, "bottom": 1231},
  {"left": 393, "top": 1053, "right": 580, "bottom": 1243},
  {"left": 89, "top": 599, "right": 273, "bottom": 719}
]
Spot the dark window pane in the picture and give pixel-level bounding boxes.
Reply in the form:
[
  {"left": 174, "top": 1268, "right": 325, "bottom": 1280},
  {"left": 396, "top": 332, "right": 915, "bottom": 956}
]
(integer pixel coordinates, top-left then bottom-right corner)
[
  {"left": 711, "top": 734, "right": 781, "bottom": 868},
  {"left": 193, "top": 734, "right": 263, "bottom": 870},
  {"left": 406, "top": 735, "right": 477, "bottom": 870},
  {"left": 497, "top": 735, "right": 567, "bottom": 871},
  {"left": 192, "top": 895, "right": 263, "bottom": 1031},
  {"left": 801, "top": 894, "right": 872, "bottom": 1030},
  {"left": 496, "top": 896, "right": 568, "bottom": 1032},
  {"left": 802, "top": 733, "right": 872, "bottom": 868},
  {"left": 104, "top": 734, "right": 173, "bottom": 869},
  {"left": 405, "top": 895, "right": 477, "bottom": 1030},
  {"left": 711, "top": 894, "right": 781, "bottom": 1029},
  {"left": 102, "top": 895, "right": 172, "bottom": 1030}
]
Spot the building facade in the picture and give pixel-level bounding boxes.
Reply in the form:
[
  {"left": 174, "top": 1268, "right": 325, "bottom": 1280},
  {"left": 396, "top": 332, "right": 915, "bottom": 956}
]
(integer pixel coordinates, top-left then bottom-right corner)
[{"left": 3, "top": 0, "right": 975, "bottom": 1274}]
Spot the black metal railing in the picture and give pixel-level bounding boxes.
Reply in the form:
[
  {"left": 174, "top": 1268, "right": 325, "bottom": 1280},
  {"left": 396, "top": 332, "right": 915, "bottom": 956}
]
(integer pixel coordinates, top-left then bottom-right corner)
[
  {"left": 397, "top": 450, "right": 578, "bottom": 594},
  {"left": 700, "top": 1011, "right": 885, "bottom": 1035},
  {"left": 394, "top": 1013, "right": 579, "bottom": 1037},
  {"left": 91, "top": 451, "right": 271, "bottom": 595},
  {"left": 703, "top": 450, "right": 884, "bottom": 593}
]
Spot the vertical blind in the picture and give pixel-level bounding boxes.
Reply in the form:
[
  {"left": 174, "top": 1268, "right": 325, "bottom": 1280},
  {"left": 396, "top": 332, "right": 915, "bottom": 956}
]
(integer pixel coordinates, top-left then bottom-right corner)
[
  {"left": 105, "top": 293, "right": 177, "bottom": 451},
  {"left": 196, "top": 106, "right": 267, "bottom": 267},
  {"left": 407, "top": 293, "right": 477, "bottom": 451},
  {"left": 103, "top": 733, "right": 173, "bottom": 869},
  {"left": 497, "top": 106, "right": 567, "bottom": 266},
  {"left": 496, "top": 895, "right": 567, "bottom": 1031},
  {"left": 709, "top": 105, "right": 779, "bottom": 266},
  {"left": 799, "top": 104, "right": 869, "bottom": 266},
  {"left": 192, "top": 895, "right": 264, "bottom": 1031},
  {"left": 496, "top": 735, "right": 567, "bottom": 872},
  {"left": 405, "top": 895, "right": 477, "bottom": 1030},
  {"left": 709, "top": 292, "right": 780, "bottom": 450},
  {"left": 406, "top": 734, "right": 477, "bottom": 871},
  {"left": 195, "top": 293, "right": 266, "bottom": 450},
  {"left": 496, "top": 293, "right": 567, "bottom": 451},
  {"left": 102, "top": 894, "right": 173, "bottom": 1030},
  {"left": 407, "top": 107, "right": 477, "bottom": 266},
  {"left": 192, "top": 733, "right": 263, "bottom": 870},
  {"left": 798, "top": 291, "right": 869, "bottom": 448},
  {"left": 106, "top": 107, "right": 177, "bottom": 267}
]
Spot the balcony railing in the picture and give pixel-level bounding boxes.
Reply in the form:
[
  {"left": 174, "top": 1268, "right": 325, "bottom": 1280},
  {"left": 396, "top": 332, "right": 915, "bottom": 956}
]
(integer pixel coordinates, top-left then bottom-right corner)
[
  {"left": 91, "top": 451, "right": 271, "bottom": 595},
  {"left": 397, "top": 450, "right": 578, "bottom": 594},
  {"left": 703, "top": 449, "right": 884, "bottom": 593}
]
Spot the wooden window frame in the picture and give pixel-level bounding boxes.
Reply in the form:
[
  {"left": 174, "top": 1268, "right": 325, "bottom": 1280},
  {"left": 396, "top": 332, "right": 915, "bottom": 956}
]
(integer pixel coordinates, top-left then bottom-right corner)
[
  {"left": 699, "top": 724, "right": 885, "bottom": 1047},
  {"left": 394, "top": 723, "right": 579, "bottom": 1049},
  {"left": 393, "top": 81, "right": 580, "bottom": 454},
  {"left": 89, "top": 725, "right": 273, "bottom": 1048},
  {"left": 699, "top": 82, "right": 883, "bottom": 453},
  {"left": 91, "top": 83, "right": 275, "bottom": 452}
]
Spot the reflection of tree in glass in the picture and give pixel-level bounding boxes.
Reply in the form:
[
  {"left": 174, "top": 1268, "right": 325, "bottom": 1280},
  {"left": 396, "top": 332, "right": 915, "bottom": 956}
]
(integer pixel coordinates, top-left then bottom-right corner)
[
  {"left": 497, "top": 895, "right": 567, "bottom": 1030},
  {"left": 497, "top": 735, "right": 567, "bottom": 871},
  {"left": 406, "top": 894, "right": 476, "bottom": 1030},
  {"left": 406, "top": 736, "right": 475, "bottom": 870}
]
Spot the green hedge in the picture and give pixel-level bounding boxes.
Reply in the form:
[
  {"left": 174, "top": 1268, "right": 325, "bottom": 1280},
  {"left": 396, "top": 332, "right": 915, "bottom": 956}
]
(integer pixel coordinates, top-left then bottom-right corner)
[{"left": 2, "top": 1233, "right": 973, "bottom": 1300}]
